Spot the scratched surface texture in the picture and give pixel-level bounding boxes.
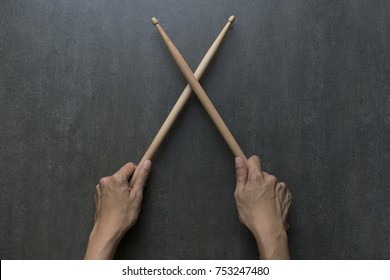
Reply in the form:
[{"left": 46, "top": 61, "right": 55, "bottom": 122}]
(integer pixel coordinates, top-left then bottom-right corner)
[{"left": 1, "top": 0, "right": 389, "bottom": 259}]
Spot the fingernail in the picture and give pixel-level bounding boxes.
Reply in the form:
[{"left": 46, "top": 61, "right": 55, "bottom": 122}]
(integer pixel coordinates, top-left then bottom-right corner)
[
  {"left": 143, "top": 160, "right": 152, "bottom": 171},
  {"left": 235, "top": 157, "right": 243, "bottom": 168}
]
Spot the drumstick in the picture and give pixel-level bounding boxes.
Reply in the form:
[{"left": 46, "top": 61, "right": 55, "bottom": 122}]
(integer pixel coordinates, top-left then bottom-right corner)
[
  {"left": 152, "top": 17, "right": 247, "bottom": 159},
  {"left": 129, "top": 16, "right": 235, "bottom": 187}
]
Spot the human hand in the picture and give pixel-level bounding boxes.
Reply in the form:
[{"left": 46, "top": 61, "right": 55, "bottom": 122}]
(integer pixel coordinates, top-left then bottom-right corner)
[
  {"left": 234, "top": 155, "right": 292, "bottom": 259},
  {"left": 84, "top": 160, "right": 152, "bottom": 259}
]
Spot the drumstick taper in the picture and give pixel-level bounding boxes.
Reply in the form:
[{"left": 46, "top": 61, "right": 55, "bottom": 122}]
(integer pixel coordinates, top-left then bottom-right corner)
[
  {"left": 129, "top": 16, "right": 235, "bottom": 187},
  {"left": 151, "top": 17, "right": 247, "bottom": 159}
]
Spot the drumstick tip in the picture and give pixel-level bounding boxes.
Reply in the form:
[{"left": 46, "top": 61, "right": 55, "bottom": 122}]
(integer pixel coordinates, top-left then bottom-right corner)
[
  {"left": 229, "top": 15, "right": 235, "bottom": 23},
  {"left": 151, "top": 17, "right": 159, "bottom": 25}
]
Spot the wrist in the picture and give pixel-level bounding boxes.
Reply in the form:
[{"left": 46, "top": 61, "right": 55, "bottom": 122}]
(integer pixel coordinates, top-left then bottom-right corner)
[
  {"left": 84, "top": 224, "right": 125, "bottom": 260},
  {"left": 92, "top": 221, "right": 126, "bottom": 241},
  {"left": 252, "top": 225, "right": 290, "bottom": 260}
]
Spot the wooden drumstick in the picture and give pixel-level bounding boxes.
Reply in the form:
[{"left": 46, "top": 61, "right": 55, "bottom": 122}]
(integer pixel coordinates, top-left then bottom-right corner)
[
  {"left": 129, "top": 16, "right": 235, "bottom": 187},
  {"left": 151, "top": 17, "right": 247, "bottom": 159}
]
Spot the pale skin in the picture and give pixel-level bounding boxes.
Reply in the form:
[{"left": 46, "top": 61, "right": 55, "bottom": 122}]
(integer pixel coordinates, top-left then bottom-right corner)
[
  {"left": 234, "top": 156, "right": 292, "bottom": 259},
  {"left": 84, "top": 160, "right": 152, "bottom": 259},
  {"left": 84, "top": 155, "right": 292, "bottom": 260}
]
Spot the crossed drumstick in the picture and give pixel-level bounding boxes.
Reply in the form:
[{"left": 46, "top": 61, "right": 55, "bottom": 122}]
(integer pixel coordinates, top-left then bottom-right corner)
[{"left": 130, "top": 16, "right": 246, "bottom": 186}]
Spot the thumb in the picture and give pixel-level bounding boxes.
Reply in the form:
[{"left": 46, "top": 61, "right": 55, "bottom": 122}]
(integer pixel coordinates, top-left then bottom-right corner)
[
  {"left": 235, "top": 157, "right": 247, "bottom": 191},
  {"left": 132, "top": 160, "right": 152, "bottom": 192}
]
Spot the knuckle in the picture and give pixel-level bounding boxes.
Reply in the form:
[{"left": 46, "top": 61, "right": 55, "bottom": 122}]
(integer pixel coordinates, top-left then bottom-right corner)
[
  {"left": 267, "top": 174, "right": 277, "bottom": 185},
  {"left": 112, "top": 172, "right": 123, "bottom": 183},
  {"left": 99, "top": 176, "right": 110, "bottom": 186},
  {"left": 234, "top": 189, "right": 243, "bottom": 200}
]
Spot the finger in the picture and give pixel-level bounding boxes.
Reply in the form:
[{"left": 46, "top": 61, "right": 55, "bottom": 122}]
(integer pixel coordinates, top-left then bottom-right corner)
[
  {"left": 94, "top": 185, "right": 98, "bottom": 205},
  {"left": 132, "top": 160, "right": 152, "bottom": 193},
  {"left": 283, "top": 204, "right": 291, "bottom": 230},
  {"left": 281, "top": 186, "right": 292, "bottom": 207},
  {"left": 284, "top": 191, "right": 292, "bottom": 211},
  {"left": 277, "top": 182, "right": 290, "bottom": 209},
  {"left": 263, "top": 172, "right": 278, "bottom": 186},
  {"left": 277, "top": 182, "right": 287, "bottom": 202},
  {"left": 247, "top": 155, "right": 265, "bottom": 183},
  {"left": 113, "top": 162, "right": 136, "bottom": 183},
  {"left": 275, "top": 182, "right": 290, "bottom": 224},
  {"left": 94, "top": 184, "right": 101, "bottom": 223},
  {"left": 98, "top": 176, "right": 110, "bottom": 188},
  {"left": 282, "top": 191, "right": 292, "bottom": 224},
  {"left": 235, "top": 157, "right": 247, "bottom": 191},
  {"left": 250, "top": 155, "right": 262, "bottom": 169},
  {"left": 248, "top": 155, "right": 262, "bottom": 176},
  {"left": 96, "top": 183, "right": 102, "bottom": 196}
]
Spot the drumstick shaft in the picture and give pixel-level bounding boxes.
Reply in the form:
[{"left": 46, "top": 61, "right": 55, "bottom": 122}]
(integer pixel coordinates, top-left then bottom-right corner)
[
  {"left": 152, "top": 17, "right": 247, "bottom": 159},
  {"left": 129, "top": 16, "right": 235, "bottom": 187}
]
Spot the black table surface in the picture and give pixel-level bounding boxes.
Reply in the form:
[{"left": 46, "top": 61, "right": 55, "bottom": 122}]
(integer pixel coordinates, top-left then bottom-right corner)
[{"left": 1, "top": 0, "right": 389, "bottom": 259}]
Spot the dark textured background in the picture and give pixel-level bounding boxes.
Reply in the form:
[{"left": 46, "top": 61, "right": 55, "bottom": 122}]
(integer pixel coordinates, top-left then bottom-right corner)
[{"left": 1, "top": 0, "right": 389, "bottom": 259}]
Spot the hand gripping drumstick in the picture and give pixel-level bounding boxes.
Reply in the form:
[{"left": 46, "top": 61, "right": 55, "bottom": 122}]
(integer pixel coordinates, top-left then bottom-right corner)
[
  {"left": 151, "top": 17, "right": 247, "bottom": 158},
  {"left": 129, "top": 16, "right": 236, "bottom": 187}
]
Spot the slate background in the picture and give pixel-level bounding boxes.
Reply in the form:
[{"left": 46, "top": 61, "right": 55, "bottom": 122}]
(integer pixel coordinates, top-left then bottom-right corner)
[{"left": 1, "top": 0, "right": 389, "bottom": 259}]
